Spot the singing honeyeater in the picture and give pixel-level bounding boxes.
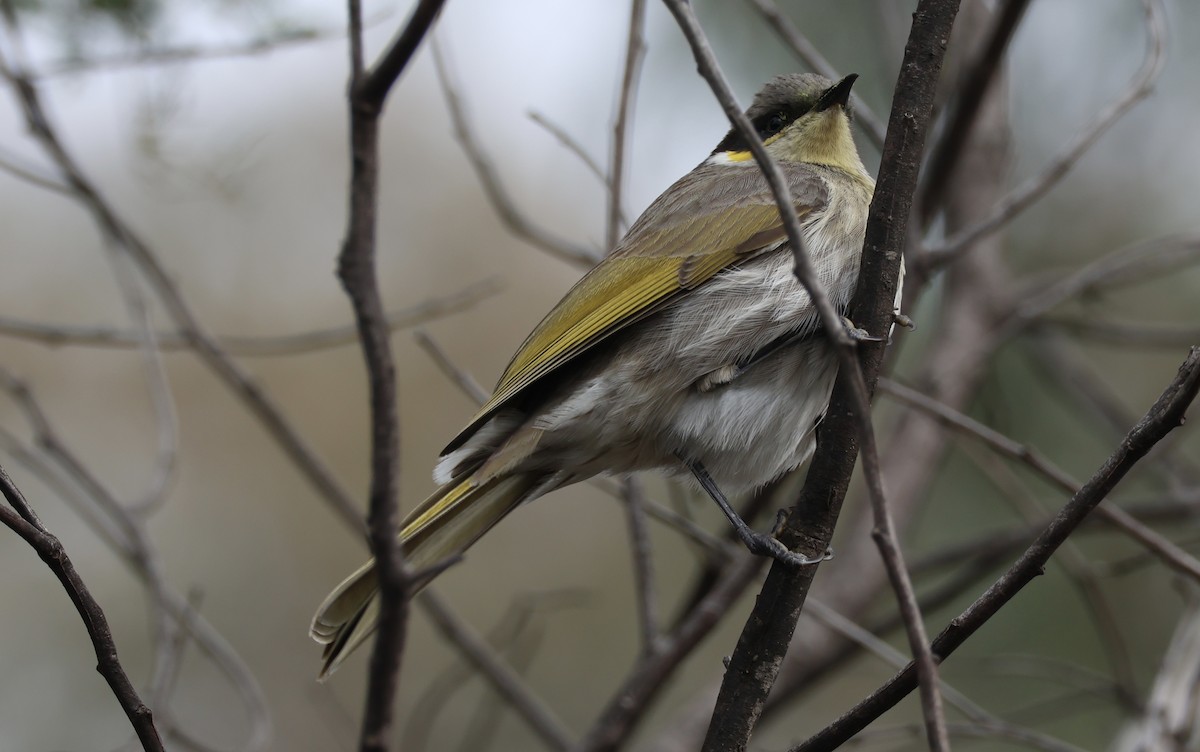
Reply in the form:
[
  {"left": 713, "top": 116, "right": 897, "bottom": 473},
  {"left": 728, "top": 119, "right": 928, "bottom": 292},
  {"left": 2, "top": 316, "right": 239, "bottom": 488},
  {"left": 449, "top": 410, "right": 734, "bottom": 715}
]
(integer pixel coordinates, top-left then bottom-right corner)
[{"left": 312, "top": 72, "right": 888, "bottom": 678}]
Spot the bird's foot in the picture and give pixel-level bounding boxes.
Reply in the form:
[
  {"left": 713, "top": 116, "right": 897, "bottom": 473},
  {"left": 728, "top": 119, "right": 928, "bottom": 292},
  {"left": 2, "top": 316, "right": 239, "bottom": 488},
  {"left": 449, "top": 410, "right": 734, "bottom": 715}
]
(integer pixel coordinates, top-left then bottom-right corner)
[
  {"left": 841, "top": 316, "right": 884, "bottom": 343},
  {"left": 737, "top": 527, "right": 827, "bottom": 567}
]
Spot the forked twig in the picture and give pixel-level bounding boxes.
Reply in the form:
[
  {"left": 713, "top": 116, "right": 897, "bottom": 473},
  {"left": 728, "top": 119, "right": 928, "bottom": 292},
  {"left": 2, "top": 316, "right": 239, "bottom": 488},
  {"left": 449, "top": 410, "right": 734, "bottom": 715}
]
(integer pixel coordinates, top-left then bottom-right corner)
[
  {"left": 924, "top": 0, "right": 1166, "bottom": 268},
  {"left": 431, "top": 39, "right": 600, "bottom": 269}
]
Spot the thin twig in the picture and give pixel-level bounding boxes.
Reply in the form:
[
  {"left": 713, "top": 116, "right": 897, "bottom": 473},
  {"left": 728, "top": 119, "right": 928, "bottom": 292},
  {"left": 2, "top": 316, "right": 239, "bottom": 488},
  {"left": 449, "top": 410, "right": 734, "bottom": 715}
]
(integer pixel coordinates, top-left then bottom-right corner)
[
  {"left": 622, "top": 477, "right": 660, "bottom": 652},
  {"left": 0, "top": 371, "right": 272, "bottom": 751},
  {"left": 1007, "top": 233, "right": 1200, "bottom": 332},
  {"left": 0, "top": 464, "right": 165, "bottom": 752},
  {"left": 39, "top": 15, "right": 398, "bottom": 78},
  {"left": 794, "top": 347, "right": 1200, "bottom": 751},
  {"left": 0, "top": 15, "right": 365, "bottom": 535},
  {"left": 0, "top": 147, "right": 71, "bottom": 193},
  {"left": 960, "top": 443, "right": 1140, "bottom": 702},
  {"left": 575, "top": 551, "right": 768, "bottom": 752},
  {"left": 404, "top": 590, "right": 585, "bottom": 752},
  {"left": 923, "top": 0, "right": 1166, "bottom": 269},
  {"left": 806, "top": 599, "right": 1090, "bottom": 752},
  {"left": 528, "top": 111, "right": 617, "bottom": 212},
  {"left": 882, "top": 377, "right": 1200, "bottom": 583},
  {"left": 416, "top": 591, "right": 575, "bottom": 751},
  {"left": 607, "top": 0, "right": 646, "bottom": 251},
  {"left": 0, "top": 278, "right": 502, "bottom": 355},
  {"left": 1038, "top": 317, "right": 1200, "bottom": 349},
  {"left": 431, "top": 39, "right": 600, "bottom": 268},
  {"left": 413, "top": 329, "right": 490, "bottom": 404}
]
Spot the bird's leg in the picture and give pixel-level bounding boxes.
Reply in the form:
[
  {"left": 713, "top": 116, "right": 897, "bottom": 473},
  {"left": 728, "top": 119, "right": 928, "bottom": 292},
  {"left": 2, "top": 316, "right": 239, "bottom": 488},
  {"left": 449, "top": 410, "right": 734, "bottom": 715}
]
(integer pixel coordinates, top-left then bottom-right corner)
[{"left": 679, "top": 455, "right": 824, "bottom": 567}]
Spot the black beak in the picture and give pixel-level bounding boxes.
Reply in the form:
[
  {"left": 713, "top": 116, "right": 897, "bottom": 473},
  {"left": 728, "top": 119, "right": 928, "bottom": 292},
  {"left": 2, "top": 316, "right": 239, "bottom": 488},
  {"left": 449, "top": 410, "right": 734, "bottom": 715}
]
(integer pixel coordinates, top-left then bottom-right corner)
[{"left": 815, "top": 74, "right": 858, "bottom": 112}]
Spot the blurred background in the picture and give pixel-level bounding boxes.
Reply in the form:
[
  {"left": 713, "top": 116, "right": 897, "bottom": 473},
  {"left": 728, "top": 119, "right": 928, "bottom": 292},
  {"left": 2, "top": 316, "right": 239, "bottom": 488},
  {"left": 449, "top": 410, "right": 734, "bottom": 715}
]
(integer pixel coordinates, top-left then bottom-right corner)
[{"left": 2, "top": 0, "right": 1199, "bottom": 750}]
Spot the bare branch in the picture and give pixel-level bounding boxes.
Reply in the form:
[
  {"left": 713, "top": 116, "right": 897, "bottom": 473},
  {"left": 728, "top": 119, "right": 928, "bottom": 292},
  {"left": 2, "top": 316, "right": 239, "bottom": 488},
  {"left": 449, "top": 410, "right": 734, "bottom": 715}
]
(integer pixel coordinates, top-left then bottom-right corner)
[
  {"left": 576, "top": 551, "right": 768, "bottom": 752},
  {"left": 413, "top": 329, "right": 491, "bottom": 404},
  {"left": 0, "top": 464, "right": 165, "bottom": 752},
  {"left": 659, "top": 2, "right": 958, "bottom": 749},
  {"left": 805, "top": 599, "right": 1090, "bottom": 752},
  {"left": 923, "top": 0, "right": 1166, "bottom": 269},
  {"left": 340, "top": 0, "right": 443, "bottom": 746},
  {"left": 794, "top": 346, "right": 1200, "bottom": 751},
  {"left": 622, "top": 477, "right": 660, "bottom": 651},
  {"left": 35, "top": 11, "right": 403, "bottom": 79},
  {"left": 0, "top": 278, "right": 502, "bottom": 355},
  {"left": 1038, "top": 317, "right": 1200, "bottom": 349},
  {"left": 0, "top": 146, "right": 71, "bottom": 193},
  {"left": 355, "top": 0, "right": 446, "bottom": 111},
  {"left": 607, "top": 0, "right": 647, "bottom": 251},
  {"left": 527, "top": 111, "right": 617, "bottom": 213},
  {"left": 1111, "top": 598, "right": 1200, "bottom": 751},
  {"left": 0, "top": 370, "right": 272, "bottom": 750},
  {"left": 1008, "top": 233, "right": 1200, "bottom": 331},
  {"left": 881, "top": 377, "right": 1200, "bottom": 584},
  {"left": 431, "top": 39, "right": 601, "bottom": 268},
  {"left": 416, "top": 591, "right": 574, "bottom": 751},
  {"left": 918, "top": 0, "right": 1032, "bottom": 221},
  {"left": 0, "top": 17, "right": 366, "bottom": 535}
]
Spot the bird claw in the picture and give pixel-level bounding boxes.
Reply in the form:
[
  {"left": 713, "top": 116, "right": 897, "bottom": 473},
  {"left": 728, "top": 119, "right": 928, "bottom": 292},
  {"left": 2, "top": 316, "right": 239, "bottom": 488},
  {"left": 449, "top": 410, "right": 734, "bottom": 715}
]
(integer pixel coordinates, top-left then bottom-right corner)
[
  {"left": 893, "top": 312, "right": 916, "bottom": 331},
  {"left": 741, "top": 529, "right": 827, "bottom": 567},
  {"left": 840, "top": 316, "right": 884, "bottom": 343}
]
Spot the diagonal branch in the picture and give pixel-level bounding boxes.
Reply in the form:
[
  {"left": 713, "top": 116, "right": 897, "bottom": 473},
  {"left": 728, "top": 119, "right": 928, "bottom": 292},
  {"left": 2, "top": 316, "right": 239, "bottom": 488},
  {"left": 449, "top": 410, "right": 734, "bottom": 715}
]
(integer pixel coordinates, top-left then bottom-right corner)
[
  {"left": 432, "top": 40, "right": 600, "bottom": 268},
  {"left": 794, "top": 346, "right": 1200, "bottom": 751},
  {"left": 0, "top": 464, "right": 165, "bottom": 752}
]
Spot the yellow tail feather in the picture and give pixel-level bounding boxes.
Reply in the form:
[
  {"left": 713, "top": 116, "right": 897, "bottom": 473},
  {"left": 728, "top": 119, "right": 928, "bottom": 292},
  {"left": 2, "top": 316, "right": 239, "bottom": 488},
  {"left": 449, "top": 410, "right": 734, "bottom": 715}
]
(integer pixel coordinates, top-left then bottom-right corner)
[{"left": 310, "top": 474, "right": 537, "bottom": 679}]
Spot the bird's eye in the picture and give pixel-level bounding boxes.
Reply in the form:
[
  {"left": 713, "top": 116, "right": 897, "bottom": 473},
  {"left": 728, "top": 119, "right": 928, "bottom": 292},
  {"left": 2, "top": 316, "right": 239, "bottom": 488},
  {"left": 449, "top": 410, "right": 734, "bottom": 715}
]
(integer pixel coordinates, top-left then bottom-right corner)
[{"left": 765, "top": 113, "right": 788, "bottom": 134}]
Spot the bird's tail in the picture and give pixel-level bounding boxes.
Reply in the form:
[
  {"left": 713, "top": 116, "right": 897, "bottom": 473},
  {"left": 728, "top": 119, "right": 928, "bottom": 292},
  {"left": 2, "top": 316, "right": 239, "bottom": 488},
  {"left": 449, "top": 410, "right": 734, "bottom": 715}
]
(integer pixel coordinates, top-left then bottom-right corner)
[{"left": 310, "top": 473, "right": 538, "bottom": 679}]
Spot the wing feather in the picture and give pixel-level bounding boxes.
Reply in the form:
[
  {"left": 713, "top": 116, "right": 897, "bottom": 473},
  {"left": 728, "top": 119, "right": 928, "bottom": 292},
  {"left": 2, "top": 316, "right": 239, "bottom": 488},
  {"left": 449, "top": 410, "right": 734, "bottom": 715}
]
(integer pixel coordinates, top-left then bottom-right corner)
[{"left": 443, "top": 162, "right": 829, "bottom": 454}]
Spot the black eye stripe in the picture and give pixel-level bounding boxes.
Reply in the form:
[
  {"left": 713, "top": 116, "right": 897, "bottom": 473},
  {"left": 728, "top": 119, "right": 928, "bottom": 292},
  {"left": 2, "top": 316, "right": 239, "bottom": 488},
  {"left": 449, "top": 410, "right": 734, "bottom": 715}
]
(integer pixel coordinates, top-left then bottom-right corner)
[{"left": 711, "top": 102, "right": 813, "bottom": 155}]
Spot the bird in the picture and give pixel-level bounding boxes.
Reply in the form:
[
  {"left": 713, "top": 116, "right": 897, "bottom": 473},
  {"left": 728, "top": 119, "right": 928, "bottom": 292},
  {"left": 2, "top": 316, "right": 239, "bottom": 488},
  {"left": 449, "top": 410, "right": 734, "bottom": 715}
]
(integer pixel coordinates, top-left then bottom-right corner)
[{"left": 312, "top": 72, "right": 886, "bottom": 678}]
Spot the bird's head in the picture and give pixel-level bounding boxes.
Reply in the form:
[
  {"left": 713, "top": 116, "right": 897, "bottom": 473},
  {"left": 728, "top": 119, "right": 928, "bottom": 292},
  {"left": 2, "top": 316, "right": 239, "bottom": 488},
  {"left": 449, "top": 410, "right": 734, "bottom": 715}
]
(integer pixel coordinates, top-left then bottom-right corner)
[{"left": 710, "top": 73, "right": 865, "bottom": 177}]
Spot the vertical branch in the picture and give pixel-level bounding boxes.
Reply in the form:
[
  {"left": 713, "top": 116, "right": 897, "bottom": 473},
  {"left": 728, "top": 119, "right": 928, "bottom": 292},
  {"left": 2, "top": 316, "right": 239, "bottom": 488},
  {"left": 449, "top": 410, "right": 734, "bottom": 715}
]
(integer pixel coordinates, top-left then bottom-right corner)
[
  {"left": 669, "top": 1, "right": 961, "bottom": 749},
  {"left": 339, "top": 1, "right": 446, "bottom": 749},
  {"left": 622, "top": 477, "right": 660, "bottom": 651},
  {"left": 917, "top": 0, "right": 1031, "bottom": 221},
  {"left": 607, "top": 0, "right": 647, "bottom": 251}
]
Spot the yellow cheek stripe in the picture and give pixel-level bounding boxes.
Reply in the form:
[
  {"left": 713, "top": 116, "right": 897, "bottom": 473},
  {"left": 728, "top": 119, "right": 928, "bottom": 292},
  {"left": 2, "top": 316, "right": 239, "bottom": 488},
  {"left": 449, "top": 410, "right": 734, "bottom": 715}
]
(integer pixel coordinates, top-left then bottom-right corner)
[{"left": 717, "top": 130, "right": 785, "bottom": 163}]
